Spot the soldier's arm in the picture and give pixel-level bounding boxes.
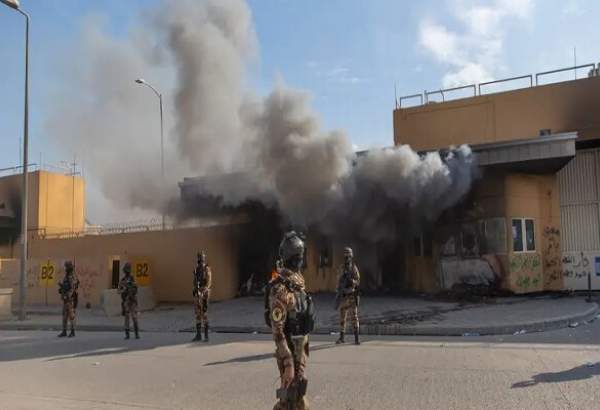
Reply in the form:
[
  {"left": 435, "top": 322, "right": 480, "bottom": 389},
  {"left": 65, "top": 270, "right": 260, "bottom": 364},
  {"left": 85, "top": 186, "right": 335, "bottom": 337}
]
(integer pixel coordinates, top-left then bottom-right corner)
[
  {"left": 270, "top": 284, "right": 293, "bottom": 370},
  {"left": 353, "top": 266, "right": 360, "bottom": 287},
  {"left": 205, "top": 267, "right": 212, "bottom": 290}
]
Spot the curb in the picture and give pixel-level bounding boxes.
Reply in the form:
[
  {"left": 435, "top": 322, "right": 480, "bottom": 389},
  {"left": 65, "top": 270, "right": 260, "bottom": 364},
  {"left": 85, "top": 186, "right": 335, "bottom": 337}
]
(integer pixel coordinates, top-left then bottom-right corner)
[
  {"left": 2, "top": 303, "right": 598, "bottom": 337},
  {"left": 196, "top": 302, "right": 600, "bottom": 337}
]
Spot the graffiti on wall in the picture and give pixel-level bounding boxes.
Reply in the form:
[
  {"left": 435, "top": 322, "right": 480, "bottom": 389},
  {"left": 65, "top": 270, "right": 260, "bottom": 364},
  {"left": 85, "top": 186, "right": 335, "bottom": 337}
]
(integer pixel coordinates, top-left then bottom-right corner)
[
  {"left": 76, "top": 265, "right": 103, "bottom": 305},
  {"left": 510, "top": 252, "right": 542, "bottom": 292},
  {"left": 562, "top": 251, "right": 600, "bottom": 290},
  {"left": 543, "top": 227, "right": 562, "bottom": 288},
  {"left": 439, "top": 218, "right": 508, "bottom": 290}
]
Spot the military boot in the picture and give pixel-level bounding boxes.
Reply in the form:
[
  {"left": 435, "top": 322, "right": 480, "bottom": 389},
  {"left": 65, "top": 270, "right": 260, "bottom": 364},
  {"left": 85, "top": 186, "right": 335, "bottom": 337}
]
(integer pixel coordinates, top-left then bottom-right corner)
[
  {"left": 125, "top": 329, "right": 130, "bottom": 340},
  {"left": 336, "top": 332, "right": 345, "bottom": 344},
  {"left": 68, "top": 328, "right": 76, "bottom": 338},
  {"left": 192, "top": 323, "right": 202, "bottom": 342},
  {"left": 58, "top": 329, "right": 67, "bottom": 338},
  {"left": 203, "top": 324, "right": 209, "bottom": 343},
  {"left": 134, "top": 323, "right": 140, "bottom": 339},
  {"left": 354, "top": 328, "right": 360, "bottom": 345}
]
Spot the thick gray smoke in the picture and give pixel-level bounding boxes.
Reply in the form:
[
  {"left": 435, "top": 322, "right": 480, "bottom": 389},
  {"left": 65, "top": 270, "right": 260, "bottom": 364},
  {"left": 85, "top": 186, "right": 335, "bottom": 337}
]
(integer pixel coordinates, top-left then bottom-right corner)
[{"left": 46, "top": 0, "right": 476, "bottom": 239}]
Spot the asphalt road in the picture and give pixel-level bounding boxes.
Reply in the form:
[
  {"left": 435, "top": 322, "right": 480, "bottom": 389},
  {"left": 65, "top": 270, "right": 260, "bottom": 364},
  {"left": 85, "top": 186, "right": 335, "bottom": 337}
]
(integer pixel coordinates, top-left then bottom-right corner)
[{"left": 1, "top": 322, "right": 600, "bottom": 410}]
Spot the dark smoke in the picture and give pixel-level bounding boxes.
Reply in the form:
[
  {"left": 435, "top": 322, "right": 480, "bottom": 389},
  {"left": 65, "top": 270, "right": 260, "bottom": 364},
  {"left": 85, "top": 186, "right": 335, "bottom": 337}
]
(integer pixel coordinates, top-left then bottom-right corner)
[
  {"left": 46, "top": 0, "right": 476, "bottom": 241},
  {"left": 0, "top": 189, "right": 21, "bottom": 248}
]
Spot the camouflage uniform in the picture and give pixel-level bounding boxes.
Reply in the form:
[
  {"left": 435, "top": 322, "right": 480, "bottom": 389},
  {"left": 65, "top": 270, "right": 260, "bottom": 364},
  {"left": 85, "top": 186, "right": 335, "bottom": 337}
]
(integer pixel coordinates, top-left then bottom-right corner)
[
  {"left": 336, "top": 247, "right": 361, "bottom": 345},
  {"left": 58, "top": 261, "right": 79, "bottom": 338},
  {"left": 118, "top": 263, "right": 139, "bottom": 339},
  {"left": 192, "top": 251, "right": 212, "bottom": 342},
  {"left": 268, "top": 232, "right": 313, "bottom": 410}
]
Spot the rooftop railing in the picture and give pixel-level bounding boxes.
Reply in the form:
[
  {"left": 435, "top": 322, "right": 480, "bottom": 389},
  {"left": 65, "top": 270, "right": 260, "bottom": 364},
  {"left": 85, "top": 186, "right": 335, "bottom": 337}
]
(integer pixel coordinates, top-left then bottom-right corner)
[{"left": 397, "top": 62, "right": 599, "bottom": 109}]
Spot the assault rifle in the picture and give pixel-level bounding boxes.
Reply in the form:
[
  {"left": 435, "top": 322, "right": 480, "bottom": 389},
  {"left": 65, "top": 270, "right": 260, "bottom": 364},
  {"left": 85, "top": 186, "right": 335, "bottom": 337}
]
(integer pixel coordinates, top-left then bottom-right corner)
[{"left": 334, "top": 268, "right": 359, "bottom": 310}]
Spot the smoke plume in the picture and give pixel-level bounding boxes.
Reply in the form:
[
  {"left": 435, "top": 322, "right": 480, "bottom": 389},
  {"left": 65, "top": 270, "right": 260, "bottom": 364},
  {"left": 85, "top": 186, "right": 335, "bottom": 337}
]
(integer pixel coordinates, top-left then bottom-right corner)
[{"left": 46, "top": 0, "right": 476, "bottom": 240}]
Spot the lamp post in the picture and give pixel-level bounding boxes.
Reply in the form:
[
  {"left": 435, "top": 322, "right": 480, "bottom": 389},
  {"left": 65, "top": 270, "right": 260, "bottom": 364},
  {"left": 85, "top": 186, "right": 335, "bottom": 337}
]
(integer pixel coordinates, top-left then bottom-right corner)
[
  {"left": 135, "top": 78, "right": 165, "bottom": 230},
  {"left": 2, "top": 0, "right": 30, "bottom": 321}
]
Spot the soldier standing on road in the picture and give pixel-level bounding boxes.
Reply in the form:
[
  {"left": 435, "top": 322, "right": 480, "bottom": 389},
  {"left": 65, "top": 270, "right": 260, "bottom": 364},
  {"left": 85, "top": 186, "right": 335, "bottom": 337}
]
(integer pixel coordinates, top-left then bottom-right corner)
[
  {"left": 58, "top": 260, "right": 79, "bottom": 338},
  {"left": 265, "top": 231, "right": 314, "bottom": 410},
  {"left": 118, "top": 262, "right": 140, "bottom": 340},
  {"left": 192, "top": 251, "right": 212, "bottom": 342},
  {"left": 335, "top": 247, "right": 361, "bottom": 345}
]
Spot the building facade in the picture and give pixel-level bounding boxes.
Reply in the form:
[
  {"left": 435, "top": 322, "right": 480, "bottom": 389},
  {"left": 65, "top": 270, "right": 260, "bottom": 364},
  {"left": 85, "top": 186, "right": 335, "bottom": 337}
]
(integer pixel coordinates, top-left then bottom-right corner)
[{"left": 394, "top": 69, "right": 600, "bottom": 294}]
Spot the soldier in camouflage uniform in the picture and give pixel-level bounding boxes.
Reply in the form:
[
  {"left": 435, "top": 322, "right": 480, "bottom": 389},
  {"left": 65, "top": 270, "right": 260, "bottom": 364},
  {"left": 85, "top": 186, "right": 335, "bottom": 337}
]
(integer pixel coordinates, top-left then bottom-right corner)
[
  {"left": 266, "top": 231, "right": 314, "bottom": 410},
  {"left": 118, "top": 262, "right": 140, "bottom": 340},
  {"left": 192, "top": 251, "right": 212, "bottom": 342},
  {"left": 58, "top": 260, "right": 79, "bottom": 338},
  {"left": 335, "top": 247, "right": 361, "bottom": 345}
]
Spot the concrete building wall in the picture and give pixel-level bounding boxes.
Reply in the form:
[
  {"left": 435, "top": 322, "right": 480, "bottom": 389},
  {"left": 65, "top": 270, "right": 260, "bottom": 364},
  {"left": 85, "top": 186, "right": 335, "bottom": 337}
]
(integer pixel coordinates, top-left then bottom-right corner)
[
  {"left": 558, "top": 147, "right": 600, "bottom": 290},
  {"left": 505, "top": 174, "right": 562, "bottom": 293},
  {"left": 0, "top": 224, "right": 243, "bottom": 307},
  {"left": 433, "top": 172, "right": 562, "bottom": 294},
  {"left": 0, "top": 171, "right": 86, "bottom": 258},
  {"left": 394, "top": 76, "right": 600, "bottom": 151},
  {"left": 37, "top": 171, "right": 86, "bottom": 235}
]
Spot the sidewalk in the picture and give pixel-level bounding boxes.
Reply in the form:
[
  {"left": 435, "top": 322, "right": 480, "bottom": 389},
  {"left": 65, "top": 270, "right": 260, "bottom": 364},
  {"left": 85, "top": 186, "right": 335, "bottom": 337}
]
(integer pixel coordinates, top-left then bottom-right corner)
[{"left": 1, "top": 294, "right": 597, "bottom": 336}]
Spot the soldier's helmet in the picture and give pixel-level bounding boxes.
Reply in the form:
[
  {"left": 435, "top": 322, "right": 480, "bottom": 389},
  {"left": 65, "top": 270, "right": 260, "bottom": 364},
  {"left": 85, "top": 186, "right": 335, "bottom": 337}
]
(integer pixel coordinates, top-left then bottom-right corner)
[
  {"left": 343, "top": 247, "right": 354, "bottom": 258},
  {"left": 279, "top": 231, "right": 305, "bottom": 263},
  {"left": 123, "top": 262, "right": 132, "bottom": 275},
  {"left": 64, "top": 260, "right": 74, "bottom": 273}
]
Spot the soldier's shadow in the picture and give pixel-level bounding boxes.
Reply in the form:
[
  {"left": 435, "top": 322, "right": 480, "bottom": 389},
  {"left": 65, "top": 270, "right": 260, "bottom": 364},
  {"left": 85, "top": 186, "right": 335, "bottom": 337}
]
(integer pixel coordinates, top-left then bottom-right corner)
[
  {"left": 511, "top": 362, "right": 600, "bottom": 388},
  {"left": 203, "top": 342, "right": 338, "bottom": 366}
]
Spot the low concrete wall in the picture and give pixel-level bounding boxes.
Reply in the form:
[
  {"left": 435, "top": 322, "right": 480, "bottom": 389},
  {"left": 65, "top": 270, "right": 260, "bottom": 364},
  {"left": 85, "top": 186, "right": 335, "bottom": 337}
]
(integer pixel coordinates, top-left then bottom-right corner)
[{"left": 0, "top": 288, "right": 13, "bottom": 320}]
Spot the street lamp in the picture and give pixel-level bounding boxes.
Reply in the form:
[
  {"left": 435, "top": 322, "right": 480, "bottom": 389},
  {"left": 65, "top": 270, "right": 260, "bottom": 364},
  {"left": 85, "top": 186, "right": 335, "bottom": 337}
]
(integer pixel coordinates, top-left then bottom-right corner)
[
  {"left": 135, "top": 78, "right": 165, "bottom": 230},
  {"left": 2, "top": 0, "right": 30, "bottom": 321}
]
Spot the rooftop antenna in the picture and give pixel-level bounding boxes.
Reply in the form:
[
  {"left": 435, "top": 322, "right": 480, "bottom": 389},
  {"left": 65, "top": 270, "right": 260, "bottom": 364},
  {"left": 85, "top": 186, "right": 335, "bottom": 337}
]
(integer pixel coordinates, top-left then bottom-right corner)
[
  {"left": 574, "top": 46, "right": 577, "bottom": 79},
  {"left": 394, "top": 82, "right": 398, "bottom": 109}
]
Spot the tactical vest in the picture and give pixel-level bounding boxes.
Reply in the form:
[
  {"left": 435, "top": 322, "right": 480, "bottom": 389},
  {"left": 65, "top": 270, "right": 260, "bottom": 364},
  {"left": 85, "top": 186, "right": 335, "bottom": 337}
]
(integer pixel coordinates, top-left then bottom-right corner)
[
  {"left": 264, "top": 275, "right": 315, "bottom": 336},
  {"left": 195, "top": 265, "right": 208, "bottom": 288}
]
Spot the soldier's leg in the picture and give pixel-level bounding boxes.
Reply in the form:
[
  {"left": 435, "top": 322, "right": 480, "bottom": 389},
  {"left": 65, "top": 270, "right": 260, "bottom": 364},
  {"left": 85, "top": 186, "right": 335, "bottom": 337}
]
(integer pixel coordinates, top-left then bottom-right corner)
[
  {"left": 337, "top": 298, "right": 348, "bottom": 344},
  {"left": 192, "top": 297, "right": 203, "bottom": 341},
  {"left": 68, "top": 302, "right": 76, "bottom": 337},
  {"left": 202, "top": 296, "right": 209, "bottom": 342},
  {"left": 58, "top": 302, "right": 68, "bottom": 337},
  {"left": 295, "top": 338, "right": 310, "bottom": 410},
  {"left": 351, "top": 302, "right": 359, "bottom": 345},
  {"left": 132, "top": 302, "right": 140, "bottom": 339},
  {"left": 273, "top": 357, "right": 287, "bottom": 410},
  {"left": 124, "top": 304, "right": 130, "bottom": 339}
]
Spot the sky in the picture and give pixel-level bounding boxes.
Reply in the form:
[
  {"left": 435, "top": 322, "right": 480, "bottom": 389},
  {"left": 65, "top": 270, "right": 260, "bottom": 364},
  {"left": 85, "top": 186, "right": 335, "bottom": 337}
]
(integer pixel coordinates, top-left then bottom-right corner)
[{"left": 1, "top": 0, "right": 600, "bottom": 223}]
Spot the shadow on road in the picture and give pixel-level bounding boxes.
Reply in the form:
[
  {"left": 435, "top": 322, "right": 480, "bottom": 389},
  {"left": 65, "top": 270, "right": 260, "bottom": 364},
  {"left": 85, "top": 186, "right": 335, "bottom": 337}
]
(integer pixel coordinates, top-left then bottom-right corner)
[
  {"left": 511, "top": 362, "right": 600, "bottom": 388},
  {"left": 204, "top": 342, "right": 338, "bottom": 366},
  {"left": 0, "top": 332, "right": 234, "bottom": 363}
]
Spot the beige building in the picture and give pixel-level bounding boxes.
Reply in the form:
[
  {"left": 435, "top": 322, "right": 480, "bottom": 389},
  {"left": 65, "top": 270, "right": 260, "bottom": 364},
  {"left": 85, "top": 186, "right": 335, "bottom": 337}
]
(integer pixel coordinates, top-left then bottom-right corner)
[{"left": 394, "top": 67, "right": 600, "bottom": 294}]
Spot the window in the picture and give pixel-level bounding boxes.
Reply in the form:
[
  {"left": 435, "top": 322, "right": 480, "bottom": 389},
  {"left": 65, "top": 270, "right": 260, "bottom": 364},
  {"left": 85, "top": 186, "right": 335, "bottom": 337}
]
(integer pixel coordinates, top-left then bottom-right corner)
[
  {"left": 512, "top": 218, "right": 535, "bottom": 252},
  {"left": 525, "top": 219, "right": 535, "bottom": 251}
]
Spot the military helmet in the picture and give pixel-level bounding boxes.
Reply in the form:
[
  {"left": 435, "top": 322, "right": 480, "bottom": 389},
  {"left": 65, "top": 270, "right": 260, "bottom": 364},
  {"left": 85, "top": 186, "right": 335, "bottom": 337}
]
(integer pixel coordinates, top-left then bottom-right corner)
[
  {"left": 343, "top": 247, "right": 353, "bottom": 258},
  {"left": 64, "top": 260, "right": 74, "bottom": 272},
  {"left": 279, "top": 231, "right": 305, "bottom": 262},
  {"left": 123, "top": 262, "right": 132, "bottom": 274}
]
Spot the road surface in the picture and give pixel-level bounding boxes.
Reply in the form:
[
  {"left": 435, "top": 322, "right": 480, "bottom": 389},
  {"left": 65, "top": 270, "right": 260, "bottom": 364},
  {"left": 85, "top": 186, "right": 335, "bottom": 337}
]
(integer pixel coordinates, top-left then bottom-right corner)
[{"left": 1, "top": 323, "right": 600, "bottom": 409}]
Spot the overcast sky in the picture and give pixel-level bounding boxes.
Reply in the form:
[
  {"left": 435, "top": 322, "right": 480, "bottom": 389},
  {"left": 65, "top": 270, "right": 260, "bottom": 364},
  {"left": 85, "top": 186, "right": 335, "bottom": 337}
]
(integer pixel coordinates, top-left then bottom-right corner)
[{"left": 1, "top": 0, "right": 599, "bottom": 223}]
